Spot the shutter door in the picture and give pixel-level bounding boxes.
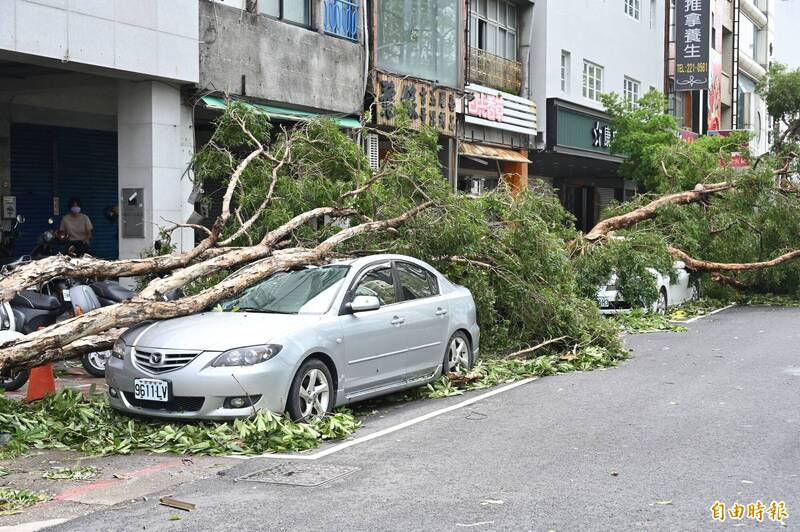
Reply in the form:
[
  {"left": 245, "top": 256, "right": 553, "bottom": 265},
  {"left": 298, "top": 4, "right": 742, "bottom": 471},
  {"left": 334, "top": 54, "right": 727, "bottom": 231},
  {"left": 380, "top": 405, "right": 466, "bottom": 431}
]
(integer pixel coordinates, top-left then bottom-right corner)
[
  {"left": 10, "top": 124, "right": 55, "bottom": 257},
  {"left": 598, "top": 187, "right": 616, "bottom": 214},
  {"left": 55, "top": 127, "right": 118, "bottom": 260},
  {"left": 11, "top": 124, "right": 118, "bottom": 260}
]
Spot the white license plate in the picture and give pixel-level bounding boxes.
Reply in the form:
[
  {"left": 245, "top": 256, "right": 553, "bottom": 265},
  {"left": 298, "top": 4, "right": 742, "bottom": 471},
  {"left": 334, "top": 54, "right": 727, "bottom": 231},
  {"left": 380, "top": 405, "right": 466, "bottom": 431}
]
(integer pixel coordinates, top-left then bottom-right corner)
[
  {"left": 134, "top": 378, "right": 169, "bottom": 402},
  {"left": 597, "top": 297, "right": 610, "bottom": 307}
]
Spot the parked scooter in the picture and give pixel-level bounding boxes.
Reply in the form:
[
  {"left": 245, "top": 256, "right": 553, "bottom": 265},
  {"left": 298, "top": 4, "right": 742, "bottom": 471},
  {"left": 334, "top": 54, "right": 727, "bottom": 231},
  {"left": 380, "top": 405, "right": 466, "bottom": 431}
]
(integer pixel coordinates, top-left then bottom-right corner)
[{"left": 0, "top": 296, "right": 27, "bottom": 391}]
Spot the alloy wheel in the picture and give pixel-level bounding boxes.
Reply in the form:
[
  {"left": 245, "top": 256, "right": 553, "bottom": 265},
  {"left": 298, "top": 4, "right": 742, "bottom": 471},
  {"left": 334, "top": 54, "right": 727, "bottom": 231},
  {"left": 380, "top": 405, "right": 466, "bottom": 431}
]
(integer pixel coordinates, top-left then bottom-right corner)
[
  {"left": 298, "top": 368, "right": 330, "bottom": 420},
  {"left": 447, "top": 336, "right": 470, "bottom": 373},
  {"left": 87, "top": 351, "right": 110, "bottom": 371},
  {"left": 656, "top": 291, "right": 668, "bottom": 315}
]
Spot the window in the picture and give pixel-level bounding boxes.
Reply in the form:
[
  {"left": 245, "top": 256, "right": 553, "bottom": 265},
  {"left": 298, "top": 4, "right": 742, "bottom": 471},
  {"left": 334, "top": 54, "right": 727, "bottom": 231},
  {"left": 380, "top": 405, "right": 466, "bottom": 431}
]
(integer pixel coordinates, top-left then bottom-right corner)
[
  {"left": 739, "top": 15, "right": 759, "bottom": 61},
  {"left": 219, "top": 266, "right": 350, "bottom": 315},
  {"left": 354, "top": 266, "right": 396, "bottom": 306},
  {"left": 560, "top": 51, "right": 571, "bottom": 92},
  {"left": 470, "top": 0, "right": 517, "bottom": 60},
  {"left": 324, "top": 0, "right": 360, "bottom": 41},
  {"left": 624, "top": 77, "right": 641, "bottom": 105},
  {"left": 378, "top": 0, "right": 460, "bottom": 87},
  {"left": 397, "top": 262, "right": 439, "bottom": 301},
  {"left": 582, "top": 61, "right": 604, "bottom": 102},
  {"left": 625, "top": 0, "right": 640, "bottom": 20},
  {"left": 260, "top": 0, "right": 311, "bottom": 26}
]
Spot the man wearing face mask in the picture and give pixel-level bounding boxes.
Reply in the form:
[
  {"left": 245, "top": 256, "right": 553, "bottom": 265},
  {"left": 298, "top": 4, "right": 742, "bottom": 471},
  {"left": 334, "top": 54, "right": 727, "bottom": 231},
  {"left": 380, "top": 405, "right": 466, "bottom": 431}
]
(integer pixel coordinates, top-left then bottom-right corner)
[{"left": 60, "top": 198, "right": 93, "bottom": 254}]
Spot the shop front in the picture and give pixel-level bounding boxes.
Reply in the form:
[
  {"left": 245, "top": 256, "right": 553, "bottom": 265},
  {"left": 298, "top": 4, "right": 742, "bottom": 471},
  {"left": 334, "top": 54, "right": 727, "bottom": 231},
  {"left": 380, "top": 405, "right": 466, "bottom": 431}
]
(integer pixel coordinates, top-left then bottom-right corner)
[
  {"left": 457, "top": 83, "right": 538, "bottom": 195},
  {"left": 535, "top": 98, "right": 635, "bottom": 232}
]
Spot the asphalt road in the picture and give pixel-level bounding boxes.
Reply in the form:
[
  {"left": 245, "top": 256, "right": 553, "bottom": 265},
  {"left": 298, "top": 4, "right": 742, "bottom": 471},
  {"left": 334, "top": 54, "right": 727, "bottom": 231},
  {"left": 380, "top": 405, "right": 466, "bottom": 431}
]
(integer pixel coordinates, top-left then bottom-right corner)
[{"left": 49, "top": 306, "right": 800, "bottom": 531}]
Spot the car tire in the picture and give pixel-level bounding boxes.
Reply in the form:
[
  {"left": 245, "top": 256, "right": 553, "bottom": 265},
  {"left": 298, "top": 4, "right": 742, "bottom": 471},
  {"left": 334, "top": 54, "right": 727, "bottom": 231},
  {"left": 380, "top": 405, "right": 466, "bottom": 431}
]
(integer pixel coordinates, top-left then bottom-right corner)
[
  {"left": 443, "top": 331, "right": 473, "bottom": 376},
  {"left": 691, "top": 279, "right": 701, "bottom": 301},
  {"left": 286, "top": 358, "right": 334, "bottom": 423},
  {"left": 1, "top": 368, "right": 30, "bottom": 391},
  {"left": 655, "top": 288, "right": 668, "bottom": 315},
  {"left": 81, "top": 351, "right": 109, "bottom": 377}
]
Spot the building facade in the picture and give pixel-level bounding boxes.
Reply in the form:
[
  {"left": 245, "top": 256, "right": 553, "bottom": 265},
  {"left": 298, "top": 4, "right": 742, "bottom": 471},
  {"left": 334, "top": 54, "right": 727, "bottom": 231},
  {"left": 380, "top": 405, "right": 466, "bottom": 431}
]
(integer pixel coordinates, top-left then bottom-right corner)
[
  {"left": 529, "top": 0, "right": 665, "bottom": 231},
  {"left": 666, "top": 0, "right": 774, "bottom": 155},
  {"left": 0, "top": 0, "right": 368, "bottom": 262}
]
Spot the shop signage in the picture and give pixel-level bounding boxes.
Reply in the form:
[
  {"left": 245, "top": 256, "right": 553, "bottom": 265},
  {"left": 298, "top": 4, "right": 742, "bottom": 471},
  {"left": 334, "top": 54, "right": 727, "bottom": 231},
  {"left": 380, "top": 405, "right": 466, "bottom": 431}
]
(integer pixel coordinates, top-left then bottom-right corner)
[
  {"left": 592, "top": 121, "right": 615, "bottom": 148},
  {"left": 374, "top": 71, "right": 457, "bottom": 136},
  {"left": 546, "top": 99, "right": 620, "bottom": 157},
  {"left": 463, "top": 84, "right": 537, "bottom": 136},
  {"left": 675, "top": 0, "right": 711, "bottom": 91}
]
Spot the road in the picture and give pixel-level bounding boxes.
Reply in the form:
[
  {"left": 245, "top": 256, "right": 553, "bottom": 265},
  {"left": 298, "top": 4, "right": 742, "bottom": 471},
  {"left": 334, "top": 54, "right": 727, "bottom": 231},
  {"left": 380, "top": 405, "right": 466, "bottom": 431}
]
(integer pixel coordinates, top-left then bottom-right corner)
[{"left": 48, "top": 306, "right": 800, "bottom": 531}]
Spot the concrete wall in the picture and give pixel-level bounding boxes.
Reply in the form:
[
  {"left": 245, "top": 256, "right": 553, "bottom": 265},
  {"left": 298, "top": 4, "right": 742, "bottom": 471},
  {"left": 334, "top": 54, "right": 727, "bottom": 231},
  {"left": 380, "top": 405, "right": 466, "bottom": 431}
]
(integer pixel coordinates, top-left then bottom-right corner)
[
  {"left": 532, "top": 0, "right": 665, "bottom": 144},
  {"left": 118, "top": 81, "right": 195, "bottom": 259},
  {"left": 199, "top": 0, "right": 365, "bottom": 114},
  {"left": 0, "top": 0, "right": 199, "bottom": 82}
]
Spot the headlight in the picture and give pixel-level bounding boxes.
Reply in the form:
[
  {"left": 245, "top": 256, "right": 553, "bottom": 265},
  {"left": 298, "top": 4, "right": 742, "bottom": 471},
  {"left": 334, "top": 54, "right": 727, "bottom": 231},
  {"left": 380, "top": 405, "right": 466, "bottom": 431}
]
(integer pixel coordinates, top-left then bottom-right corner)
[
  {"left": 111, "top": 338, "right": 127, "bottom": 359},
  {"left": 212, "top": 344, "right": 282, "bottom": 367}
]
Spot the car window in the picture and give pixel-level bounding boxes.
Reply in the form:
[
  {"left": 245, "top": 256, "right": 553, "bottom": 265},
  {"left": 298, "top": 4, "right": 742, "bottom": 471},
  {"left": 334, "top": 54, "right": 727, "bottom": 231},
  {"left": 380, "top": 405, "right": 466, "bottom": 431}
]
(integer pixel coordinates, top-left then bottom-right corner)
[
  {"left": 220, "top": 265, "right": 349, "bottom": 314},
  {"left": 397, "top": 262, "right": 438, "bottom": 301},
  {"left": 353, "top": 266, "right": 397, "bottom": 305}
]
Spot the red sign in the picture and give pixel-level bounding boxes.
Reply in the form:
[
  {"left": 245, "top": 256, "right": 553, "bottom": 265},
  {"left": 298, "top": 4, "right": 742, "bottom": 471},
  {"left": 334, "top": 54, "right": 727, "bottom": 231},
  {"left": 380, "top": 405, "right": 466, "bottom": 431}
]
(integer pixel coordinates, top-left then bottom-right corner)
[{"left": 467, "top": 92, "right": 504, "bottom": 122}]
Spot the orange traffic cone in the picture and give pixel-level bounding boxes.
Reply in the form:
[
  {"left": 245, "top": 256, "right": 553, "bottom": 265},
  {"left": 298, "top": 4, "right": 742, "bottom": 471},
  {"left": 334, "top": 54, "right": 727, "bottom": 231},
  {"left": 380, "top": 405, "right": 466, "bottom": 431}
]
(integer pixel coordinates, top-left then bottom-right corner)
[
  {"left": 26, "top": 364, "right": 56, "bottom": 401},
  {"left": 25, "top": 323, "right": 60, "bottom": 401}
]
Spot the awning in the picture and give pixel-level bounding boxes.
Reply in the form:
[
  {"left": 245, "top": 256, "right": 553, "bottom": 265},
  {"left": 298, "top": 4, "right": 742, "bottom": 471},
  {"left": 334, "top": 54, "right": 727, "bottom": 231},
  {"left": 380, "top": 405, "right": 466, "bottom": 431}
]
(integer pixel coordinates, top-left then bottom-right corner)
[
  {"left": 200, "top": 96, "right": 362, "bottom": 129},
  {"left": 459, "top": 143, "right": 531, "bottom": 163}
]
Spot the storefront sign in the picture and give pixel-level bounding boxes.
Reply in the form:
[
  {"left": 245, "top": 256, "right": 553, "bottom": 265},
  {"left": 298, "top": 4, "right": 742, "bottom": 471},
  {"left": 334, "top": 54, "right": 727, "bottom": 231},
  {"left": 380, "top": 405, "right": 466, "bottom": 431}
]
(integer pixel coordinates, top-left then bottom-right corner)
[
  {"left": 545, "top": 99, "right": 622, "bottom": 159},
  {"left": 462, "top": 84, "right": 537, "bottom": 136},
  {"left": 675, "top": 0, "right": 711, "bottom": 91},
  {"left": 374, "top": 72, "right": 457, "bottom": 136},
  {"left": 592, "top": 121, "right": 615, "bottom": 148}
]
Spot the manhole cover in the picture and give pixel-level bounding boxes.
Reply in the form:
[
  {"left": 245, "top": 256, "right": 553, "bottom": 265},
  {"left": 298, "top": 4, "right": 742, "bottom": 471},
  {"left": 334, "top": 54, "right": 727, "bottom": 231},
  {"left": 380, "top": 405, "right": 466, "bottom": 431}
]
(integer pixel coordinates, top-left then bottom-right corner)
[{"left": 235, "top": 463, "right": 360, "bottom": 487}]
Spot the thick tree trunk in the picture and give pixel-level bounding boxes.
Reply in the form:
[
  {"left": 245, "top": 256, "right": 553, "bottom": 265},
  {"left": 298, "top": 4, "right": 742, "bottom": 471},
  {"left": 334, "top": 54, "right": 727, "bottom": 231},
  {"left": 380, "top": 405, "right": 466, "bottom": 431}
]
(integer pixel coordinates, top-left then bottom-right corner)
[
  {"left": 584, "top": 182, "right": 733, "bottom": 241},
  {"left": 0, "top": 203, "right": 432, "bottom": 372}
]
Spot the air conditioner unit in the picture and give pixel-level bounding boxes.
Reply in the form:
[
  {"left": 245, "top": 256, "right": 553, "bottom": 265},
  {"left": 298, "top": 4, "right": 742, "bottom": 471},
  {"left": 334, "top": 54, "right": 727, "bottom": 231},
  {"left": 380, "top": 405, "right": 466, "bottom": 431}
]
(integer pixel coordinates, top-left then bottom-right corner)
[{"left": 366, "top": 133, "right": 380, "bottom": 171}]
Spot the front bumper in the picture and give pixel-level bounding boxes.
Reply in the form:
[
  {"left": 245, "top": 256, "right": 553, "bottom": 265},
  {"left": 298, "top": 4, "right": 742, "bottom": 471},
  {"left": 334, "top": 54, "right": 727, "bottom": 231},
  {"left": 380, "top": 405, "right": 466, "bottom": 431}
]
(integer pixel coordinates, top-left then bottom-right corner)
[
  {"left": 596, "top": 289, "right": 632, "bottom": 315},
  {"left": 106, "top": 349, "right": 295, "bottom": 420}
]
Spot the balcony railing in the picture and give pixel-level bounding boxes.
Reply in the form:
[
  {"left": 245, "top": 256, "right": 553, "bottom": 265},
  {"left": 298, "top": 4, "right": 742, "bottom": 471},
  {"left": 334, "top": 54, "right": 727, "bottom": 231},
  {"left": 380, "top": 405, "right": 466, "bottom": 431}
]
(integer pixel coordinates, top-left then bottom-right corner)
[
  {"left": 324, "top": 0, "right": 359, "bottom": 41},
  {"left": 468, "top": 47, "right": 522, "bottom": 95}
]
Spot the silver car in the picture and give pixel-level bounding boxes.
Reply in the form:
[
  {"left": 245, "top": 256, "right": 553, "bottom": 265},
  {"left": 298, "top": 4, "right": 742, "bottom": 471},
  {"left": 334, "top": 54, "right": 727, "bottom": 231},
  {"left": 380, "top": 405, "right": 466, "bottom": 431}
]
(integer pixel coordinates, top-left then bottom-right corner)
[{"left": 106, "top": 255, "right": 479, "bottom": 421}]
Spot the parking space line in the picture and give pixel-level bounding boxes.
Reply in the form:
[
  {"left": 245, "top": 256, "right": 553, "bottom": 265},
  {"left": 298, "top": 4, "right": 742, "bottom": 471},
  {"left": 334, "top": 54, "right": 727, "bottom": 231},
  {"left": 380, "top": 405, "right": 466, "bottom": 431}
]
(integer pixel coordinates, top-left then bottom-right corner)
[
  {"left": 675, "top": 303, "right": 736, "bottom": 324},
  {"left": 232, "top": 377, "right": 538, "bottom": 461}
]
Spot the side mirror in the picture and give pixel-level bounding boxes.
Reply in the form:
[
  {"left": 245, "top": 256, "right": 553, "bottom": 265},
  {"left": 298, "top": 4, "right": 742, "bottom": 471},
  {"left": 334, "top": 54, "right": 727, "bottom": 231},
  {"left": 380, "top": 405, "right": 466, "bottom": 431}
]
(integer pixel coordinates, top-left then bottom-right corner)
[
  {"left": 15, "top": 214, "right": 25, "bottom": 224},
  {"left": 673, "top": 260, "right": 686, "bottom": 270},
  {"left": 47, "top": 217, "right": 54, "bottom": 225},
  {"left": 349, "top": 295, "right": 381, "bottom": 313}
]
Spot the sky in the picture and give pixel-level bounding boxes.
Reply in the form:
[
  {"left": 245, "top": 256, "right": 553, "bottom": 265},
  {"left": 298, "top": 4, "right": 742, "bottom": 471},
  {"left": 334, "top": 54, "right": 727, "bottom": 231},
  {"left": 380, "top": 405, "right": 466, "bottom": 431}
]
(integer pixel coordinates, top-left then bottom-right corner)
[{"left": 774, "top": 0, "right": 800, "bottom": 68}]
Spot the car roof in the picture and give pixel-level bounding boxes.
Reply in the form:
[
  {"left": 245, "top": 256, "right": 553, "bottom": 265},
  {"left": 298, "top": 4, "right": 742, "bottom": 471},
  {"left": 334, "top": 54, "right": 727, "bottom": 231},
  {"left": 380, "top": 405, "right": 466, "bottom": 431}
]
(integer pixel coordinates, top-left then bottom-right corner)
[{"left": 330, "top": 254, "right": 432, "bottom": 270}]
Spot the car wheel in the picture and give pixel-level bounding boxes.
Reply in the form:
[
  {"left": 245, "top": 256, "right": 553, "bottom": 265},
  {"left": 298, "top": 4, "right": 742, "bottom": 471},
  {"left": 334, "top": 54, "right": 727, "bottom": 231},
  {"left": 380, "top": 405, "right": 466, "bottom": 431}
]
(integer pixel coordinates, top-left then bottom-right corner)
[
  {"left": 1, "top": 368, "right": 30, "bottom": 391},
  {"left": 287, "top": 359, "right": 333, "bottom": 422},
  {"left": 81, "top": 351, "right": 109, "bottom": 377},
  {"left": 443, "top": 331, "right": 473, "bottom": 375},
  {"left": 655, "top": 288, "right": 668, "bottom": 315}
]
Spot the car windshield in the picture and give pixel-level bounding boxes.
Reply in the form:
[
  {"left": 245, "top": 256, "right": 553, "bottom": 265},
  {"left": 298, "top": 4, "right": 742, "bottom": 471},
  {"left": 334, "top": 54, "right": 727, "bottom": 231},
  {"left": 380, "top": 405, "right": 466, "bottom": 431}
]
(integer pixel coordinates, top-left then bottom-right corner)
[{"left": 220, "top": 265, "right": 350, "bottom": 315}]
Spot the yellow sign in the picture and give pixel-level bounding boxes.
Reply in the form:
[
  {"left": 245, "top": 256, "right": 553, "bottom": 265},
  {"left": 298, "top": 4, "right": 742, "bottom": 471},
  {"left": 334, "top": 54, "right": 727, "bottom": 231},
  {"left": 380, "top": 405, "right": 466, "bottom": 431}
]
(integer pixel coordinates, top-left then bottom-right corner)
[{"left": 710, "top": 500, "right": 788, "bottom": 523}]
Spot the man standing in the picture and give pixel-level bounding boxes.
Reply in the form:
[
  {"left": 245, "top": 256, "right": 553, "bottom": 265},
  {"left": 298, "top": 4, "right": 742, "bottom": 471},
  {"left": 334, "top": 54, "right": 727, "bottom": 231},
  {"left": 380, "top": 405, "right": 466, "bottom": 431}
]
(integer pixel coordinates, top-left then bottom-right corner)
[{"left": 60, "top": 197, "right": 93, "bottom": 254}]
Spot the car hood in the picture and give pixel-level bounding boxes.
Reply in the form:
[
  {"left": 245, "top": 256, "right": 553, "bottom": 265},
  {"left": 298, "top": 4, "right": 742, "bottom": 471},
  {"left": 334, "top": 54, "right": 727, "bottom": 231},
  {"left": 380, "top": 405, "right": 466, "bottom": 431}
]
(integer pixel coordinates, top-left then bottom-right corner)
[{"left": 131, "top": 312, "right": 323, "bottom": 351}]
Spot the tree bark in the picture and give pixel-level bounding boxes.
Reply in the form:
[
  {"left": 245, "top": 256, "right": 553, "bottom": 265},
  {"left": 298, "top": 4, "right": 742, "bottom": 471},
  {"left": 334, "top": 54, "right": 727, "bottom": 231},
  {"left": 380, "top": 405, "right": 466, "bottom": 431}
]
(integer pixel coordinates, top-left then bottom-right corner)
[
  {"left": 0, "top": 203, "right": 433, "bottom": 372},
  {"left": 668, "top": 246, "right": 800, "bottom": 272},
  {"left": 584, "top": 182, "right": 734, "bottom": 241}
]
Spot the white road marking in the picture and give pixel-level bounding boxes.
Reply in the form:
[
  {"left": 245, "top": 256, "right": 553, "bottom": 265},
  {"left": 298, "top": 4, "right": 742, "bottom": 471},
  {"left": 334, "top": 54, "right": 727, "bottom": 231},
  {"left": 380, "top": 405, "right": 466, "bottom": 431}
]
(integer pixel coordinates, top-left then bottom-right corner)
[
  {"left": 0, "top": 519, "right": 69, "bottom": 532},
  {"left": 232, "top": 377, "right": 538, "bottom": 461}
]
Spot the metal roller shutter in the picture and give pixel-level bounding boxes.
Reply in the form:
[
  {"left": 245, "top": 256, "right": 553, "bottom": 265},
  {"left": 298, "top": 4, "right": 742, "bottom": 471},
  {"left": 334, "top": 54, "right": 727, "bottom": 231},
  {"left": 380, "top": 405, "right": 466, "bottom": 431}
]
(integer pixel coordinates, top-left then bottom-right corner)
[{"left": 10, "top": 124, "right": 118, "bottom": 260}]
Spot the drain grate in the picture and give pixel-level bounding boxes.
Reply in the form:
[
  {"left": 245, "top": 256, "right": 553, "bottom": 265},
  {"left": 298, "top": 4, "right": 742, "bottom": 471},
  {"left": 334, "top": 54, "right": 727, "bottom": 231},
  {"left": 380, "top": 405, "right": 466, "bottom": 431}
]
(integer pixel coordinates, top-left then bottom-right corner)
[{"left": 235, "top": 463, "right": 360, "bottom": 487}]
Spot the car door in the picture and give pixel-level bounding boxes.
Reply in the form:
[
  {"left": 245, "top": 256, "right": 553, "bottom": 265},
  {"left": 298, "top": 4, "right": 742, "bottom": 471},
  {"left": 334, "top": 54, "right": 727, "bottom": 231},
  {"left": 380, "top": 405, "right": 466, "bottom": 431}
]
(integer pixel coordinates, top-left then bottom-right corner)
[
  {"left": 339, "top": 262, "right": 409, "bottom": 397},
  {"left": 394, "top": 261, "right": 449, "bottom": 380}
]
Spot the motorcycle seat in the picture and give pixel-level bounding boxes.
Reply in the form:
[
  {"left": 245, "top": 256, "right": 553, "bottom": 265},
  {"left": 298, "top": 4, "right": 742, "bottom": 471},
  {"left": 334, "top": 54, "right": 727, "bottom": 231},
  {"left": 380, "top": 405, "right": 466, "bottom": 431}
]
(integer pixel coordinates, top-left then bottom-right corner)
[
  {"left": 91, "top": 281, "right": 135, "bottom": 302},
  {"left": 12, "top": 290, "right": 61, "bottom": 311}
]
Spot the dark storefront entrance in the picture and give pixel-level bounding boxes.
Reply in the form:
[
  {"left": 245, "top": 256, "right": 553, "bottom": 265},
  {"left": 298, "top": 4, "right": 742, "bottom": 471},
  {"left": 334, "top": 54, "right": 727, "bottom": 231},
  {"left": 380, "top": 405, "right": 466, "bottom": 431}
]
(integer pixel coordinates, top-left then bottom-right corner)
[
  {"left": 10, "top": 124, "right": 118, "bottom": 259},
  {"left": 533, "top": 99, "right": 635, "bottom": 232}
]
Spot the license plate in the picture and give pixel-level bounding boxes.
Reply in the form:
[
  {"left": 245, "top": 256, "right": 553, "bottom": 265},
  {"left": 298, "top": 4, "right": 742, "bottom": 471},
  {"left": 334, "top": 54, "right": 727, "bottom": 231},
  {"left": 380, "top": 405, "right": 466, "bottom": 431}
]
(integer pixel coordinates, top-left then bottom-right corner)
[
  {"left": 62, "top": 289, "right": 71, "bottom": 302},
  {"left": 597, "top": 297, "right": 610, "bottom": 307},
  {"left": 134, "top": 378, "right": 169, "bottom": 402}
]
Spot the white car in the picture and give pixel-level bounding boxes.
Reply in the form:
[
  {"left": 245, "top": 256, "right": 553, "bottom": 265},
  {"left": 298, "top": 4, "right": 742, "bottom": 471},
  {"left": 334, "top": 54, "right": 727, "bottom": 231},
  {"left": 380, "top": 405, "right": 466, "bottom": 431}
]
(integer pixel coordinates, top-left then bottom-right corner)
[{"left": 596, "top": 260, "right": 698, "bottom": 315}]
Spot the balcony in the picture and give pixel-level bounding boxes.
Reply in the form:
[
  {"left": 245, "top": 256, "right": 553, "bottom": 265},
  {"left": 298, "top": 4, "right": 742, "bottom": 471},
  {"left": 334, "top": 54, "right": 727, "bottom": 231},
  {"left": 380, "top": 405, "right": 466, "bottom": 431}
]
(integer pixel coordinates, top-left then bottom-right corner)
[
  {"left": 324, "top": 0, "right": 359, "bottom": 41},
  {"left": 468, "top": 47, "right": 522, "bottom": 95}
]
